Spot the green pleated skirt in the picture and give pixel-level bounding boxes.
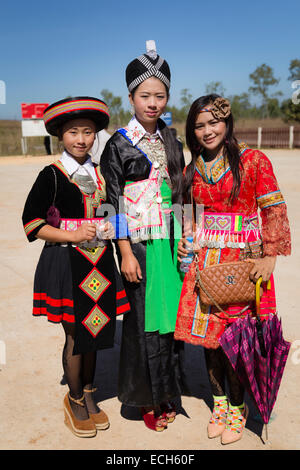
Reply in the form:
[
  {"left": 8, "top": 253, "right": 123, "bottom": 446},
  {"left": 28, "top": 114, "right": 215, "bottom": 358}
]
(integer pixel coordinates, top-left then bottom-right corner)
[{"left": 144, "top": 180, "right": 184, "bottom": 333}]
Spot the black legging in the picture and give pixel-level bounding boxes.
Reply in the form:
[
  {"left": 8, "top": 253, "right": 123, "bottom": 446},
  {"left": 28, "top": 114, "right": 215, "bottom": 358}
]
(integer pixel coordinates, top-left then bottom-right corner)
[
  {"left": 204, "top": 347, "right": 244, "bottom": 406},
  {"left": 62, "top": 322, "right": 97, "bottom": 399}
]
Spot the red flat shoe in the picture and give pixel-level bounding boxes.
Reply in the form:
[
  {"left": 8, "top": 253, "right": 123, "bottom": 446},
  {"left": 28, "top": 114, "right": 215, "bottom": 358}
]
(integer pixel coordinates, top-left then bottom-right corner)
[
  {"left": 141, "top": 408, "right": 167, "bottom": 432},
  {"left": 160, "top": 402, "right": 176, "bottom": 423}
]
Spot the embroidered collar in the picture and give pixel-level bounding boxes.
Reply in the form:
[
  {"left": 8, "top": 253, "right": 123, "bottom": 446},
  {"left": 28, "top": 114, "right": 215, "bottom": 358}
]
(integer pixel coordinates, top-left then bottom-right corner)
[
  {"left": 120, "top": 116, "right": 163, "bottom": 147},
  {"left": 61, "top": 150, "right": 97, "bottom": 183},
  {"left": 195, "top": 142, "right": 248, "bottom": 184},
  {"left": 54, "top": 155, "right": 106, "bottom": 201},
  {"left": 195, "top": 154, "right": 230, "bottom": 184}
]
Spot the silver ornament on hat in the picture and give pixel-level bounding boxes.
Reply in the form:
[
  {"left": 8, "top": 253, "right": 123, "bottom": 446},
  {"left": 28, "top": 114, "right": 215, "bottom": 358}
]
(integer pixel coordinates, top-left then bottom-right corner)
[{"left": 146, "top": 40, "right": 158, "bottom": 60}]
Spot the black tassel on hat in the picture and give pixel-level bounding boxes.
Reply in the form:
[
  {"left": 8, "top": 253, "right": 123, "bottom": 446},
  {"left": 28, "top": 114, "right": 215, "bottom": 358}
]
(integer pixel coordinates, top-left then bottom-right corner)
[{"left": 126, "top": 40, "right": 171, "bottom": 92}]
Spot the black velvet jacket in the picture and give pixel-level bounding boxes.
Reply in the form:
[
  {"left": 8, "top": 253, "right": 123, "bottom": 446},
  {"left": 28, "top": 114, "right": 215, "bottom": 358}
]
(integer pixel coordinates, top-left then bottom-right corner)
[{"left": 22, "top": 162, "right": 106, "bottom": 242}]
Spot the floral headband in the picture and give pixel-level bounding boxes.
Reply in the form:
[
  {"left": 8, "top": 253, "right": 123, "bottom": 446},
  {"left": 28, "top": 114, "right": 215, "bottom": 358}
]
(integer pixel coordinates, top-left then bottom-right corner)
[{"left": 200, "top": 97, "right": 231, "bottom": 120}]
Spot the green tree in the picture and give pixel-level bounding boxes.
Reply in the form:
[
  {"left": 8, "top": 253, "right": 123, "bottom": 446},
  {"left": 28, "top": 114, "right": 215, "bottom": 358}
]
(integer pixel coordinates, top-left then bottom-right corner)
[
  {"left": 280, "top": 59, "right": 300, "bottom": 123},
  {"left": 100, "top": 89, "right": 123, "bottom": 126},
  {"left": 249, "top": 64, "right": 281, "bottom": 118},
  {"left": 205, "top": 81, "right": 226, "bottom": 96},
  {"left": 229, "top": 93, "right": 251, "bottom": 119},
  {"left": 180, "top": 88, "right": 193, "bottom": 115},
  {"left": 281, "top": 99, "right": 300, "bottom": 122},
  {"left": 166, "top": 104, "right": 184, "bottom": 122},
  {"left": 267, "top": 98, "right": 282, "bottom": 118},
  {"left": 288, "top": 59, "right": 300, "bottom": 81}
]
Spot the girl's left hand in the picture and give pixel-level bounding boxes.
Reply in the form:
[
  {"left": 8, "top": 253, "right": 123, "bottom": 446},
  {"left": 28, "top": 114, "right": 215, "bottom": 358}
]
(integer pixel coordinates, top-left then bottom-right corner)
[
  {"left": 177, "top": 238, "right": 190, "bottom": 262},
  {"left": 245, "top": 256, "right": 276, "bottom": 283}
]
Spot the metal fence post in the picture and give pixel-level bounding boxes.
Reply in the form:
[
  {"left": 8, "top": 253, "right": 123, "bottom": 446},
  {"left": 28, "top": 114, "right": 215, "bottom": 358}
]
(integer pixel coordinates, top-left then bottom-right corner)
[
  {"left": 21, "top": 137, "right": 27, "bottom": 155},
  {"left": 289, "top": 126, "right": 294, "bottom": 149},
  {"left": 0, "top": 340, "right": 6, "bottom": 366},
  {"left": 257, "top": 127, "right": 262, "bottom": 149}
]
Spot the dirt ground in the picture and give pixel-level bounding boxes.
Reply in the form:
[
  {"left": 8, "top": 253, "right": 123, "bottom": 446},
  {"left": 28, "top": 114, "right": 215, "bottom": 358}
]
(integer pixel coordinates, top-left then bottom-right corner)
[{"left": 0, "top": 149, "right": 299, "bottom": 452}]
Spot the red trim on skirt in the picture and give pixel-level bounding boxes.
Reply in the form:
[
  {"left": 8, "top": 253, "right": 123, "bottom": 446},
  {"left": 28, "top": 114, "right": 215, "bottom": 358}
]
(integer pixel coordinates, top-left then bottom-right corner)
[
  {"left": 33, "top": 307, "right": 75, "bottom": 323},
  {"left": 34, "top": 292, "right": 74, "bottom": 307}
]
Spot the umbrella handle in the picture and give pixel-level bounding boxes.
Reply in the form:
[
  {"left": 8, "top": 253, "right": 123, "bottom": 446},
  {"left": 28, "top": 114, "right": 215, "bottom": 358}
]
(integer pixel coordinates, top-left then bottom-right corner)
[
  {"left": 255, "top": 277, "right": 271, "bottom": 358},
  {"left": 255, "top": 277, "right": 271, "bottom": 317}
]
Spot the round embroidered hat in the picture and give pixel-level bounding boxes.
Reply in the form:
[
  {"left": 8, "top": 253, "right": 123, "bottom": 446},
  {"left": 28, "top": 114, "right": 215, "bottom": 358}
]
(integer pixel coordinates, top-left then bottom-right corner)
[
  {"left": 126, "top": 40, "right": 171, "bottom": 92},
  {"left": 43, "top": 96, "right": 109, "bottom": 136}
]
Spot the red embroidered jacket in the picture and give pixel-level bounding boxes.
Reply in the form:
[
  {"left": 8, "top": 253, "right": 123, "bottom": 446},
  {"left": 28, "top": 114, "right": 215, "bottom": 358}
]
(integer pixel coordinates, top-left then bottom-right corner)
[{"left": 192, "top": 147, "right": 291, "bottom": 257}]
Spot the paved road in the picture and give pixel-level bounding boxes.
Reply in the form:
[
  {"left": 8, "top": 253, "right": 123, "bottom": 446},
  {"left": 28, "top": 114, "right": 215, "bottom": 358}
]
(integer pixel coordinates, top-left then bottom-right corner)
[{"left": 0, "top": 150, "right": 299, "bottom": 451}]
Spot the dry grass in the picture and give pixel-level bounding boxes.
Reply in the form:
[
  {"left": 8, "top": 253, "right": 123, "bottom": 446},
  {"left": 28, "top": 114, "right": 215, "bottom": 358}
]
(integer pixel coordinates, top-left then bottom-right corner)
[
  {"left": 0, "top": 118, "right": 295, "bottom": 156},
  {"left": 234, "top": 117, "right": 292, "bottom": 129},
  {"left": 0, "top": 120, "right": 22, "bottom": 155},
  {"left": 0, "top": 120, "right": 60, "bottom": 156}
]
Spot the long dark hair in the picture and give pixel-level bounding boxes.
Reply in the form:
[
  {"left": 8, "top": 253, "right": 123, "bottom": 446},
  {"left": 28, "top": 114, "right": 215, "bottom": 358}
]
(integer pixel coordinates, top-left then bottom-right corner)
[
  {"left": 131, "top": 84, "right": 184, "bottom": 205},
  {"left": 184, "top": 94, "right": 242, "bottom": 204}
]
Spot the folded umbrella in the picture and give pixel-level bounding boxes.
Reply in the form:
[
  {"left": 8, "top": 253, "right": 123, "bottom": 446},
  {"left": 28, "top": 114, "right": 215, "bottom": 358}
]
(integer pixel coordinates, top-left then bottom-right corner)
[{"left": 218, "top": 278, "right": 291, "bottom": 434}]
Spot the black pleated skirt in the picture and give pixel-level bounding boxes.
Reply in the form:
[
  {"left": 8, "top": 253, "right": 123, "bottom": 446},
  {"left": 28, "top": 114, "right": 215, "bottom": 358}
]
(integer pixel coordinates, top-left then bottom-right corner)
[
  {"left": 33, "top": 242, "right": 130, "bottom": 354},
  {"left": 33, "top": 244, "right": 75, "bottom": 323}
]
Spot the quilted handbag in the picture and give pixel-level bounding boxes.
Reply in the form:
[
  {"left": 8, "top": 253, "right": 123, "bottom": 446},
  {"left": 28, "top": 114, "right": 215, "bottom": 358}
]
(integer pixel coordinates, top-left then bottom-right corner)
[{"left": 196, "top": 260, "right": 256, "bottom": 307}]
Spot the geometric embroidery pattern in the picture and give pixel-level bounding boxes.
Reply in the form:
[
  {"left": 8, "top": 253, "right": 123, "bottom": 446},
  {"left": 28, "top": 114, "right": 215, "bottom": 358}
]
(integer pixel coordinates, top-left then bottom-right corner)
[
  {"left": 191, "top": 247, "right": 220, "bottom": 338},
  {"left": 79, "top": 268, "right": 111, "bottom": 302},
  {"left": 24, "top": 217, "right": 46, "bottom": 236},
  {"left": 76, "top": 245, "right": 106, "bottom": 265},
  {"left": 195, "top": 143, "right": 248, "bottom": 185},
  {"left": 204, "top": 214, "right": 232, "bottom": 232},
  {"left": 191, "top": 299, "right": 210, "bottom": 338},
  {"left": 82, "top": 305, "right": 110, "bottom": 337},
  {"left": 257, "top": 190, "right": 285, "bottom": 209}
]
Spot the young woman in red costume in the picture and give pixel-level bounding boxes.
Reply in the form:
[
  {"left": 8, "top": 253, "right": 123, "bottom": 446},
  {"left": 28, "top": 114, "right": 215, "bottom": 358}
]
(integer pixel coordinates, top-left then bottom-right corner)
[{"left": 175, "top": 94, "right": 291, "bottom": 444}]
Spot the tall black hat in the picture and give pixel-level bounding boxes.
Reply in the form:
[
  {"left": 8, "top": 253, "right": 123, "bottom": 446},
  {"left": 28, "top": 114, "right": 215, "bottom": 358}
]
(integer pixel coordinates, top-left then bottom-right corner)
[
  {"left": 126, "top": 40, "right": 171, "bottom": 92},
  {"left": 43, "top": 96, "right": 109, "bottom": 136}
]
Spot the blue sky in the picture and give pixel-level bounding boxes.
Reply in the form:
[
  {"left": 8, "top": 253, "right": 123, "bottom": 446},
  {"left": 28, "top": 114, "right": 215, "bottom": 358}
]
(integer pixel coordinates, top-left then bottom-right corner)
[{"left": 0, "top": 0, "right": 299, "bottom": 119}]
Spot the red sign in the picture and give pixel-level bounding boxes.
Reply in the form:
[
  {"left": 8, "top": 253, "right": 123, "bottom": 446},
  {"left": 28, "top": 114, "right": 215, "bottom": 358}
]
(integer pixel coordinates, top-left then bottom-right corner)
[{"left": 21, "top": 103, "right": 49, "bottom": 119}]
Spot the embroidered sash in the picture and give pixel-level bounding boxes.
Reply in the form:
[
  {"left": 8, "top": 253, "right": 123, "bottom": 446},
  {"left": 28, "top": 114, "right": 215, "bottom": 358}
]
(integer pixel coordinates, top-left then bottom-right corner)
[
  {"left": 123, "top": 167, "right": 168, "bottom": 242},
  {"left": 117, "top": 127, "right": 169, "bottom": 243},
  {"left": 60, "top": 218, "right": 106, "bottom": 248},
  {"left": 195, "top": 212, "right": 261, "bottom": 249}
]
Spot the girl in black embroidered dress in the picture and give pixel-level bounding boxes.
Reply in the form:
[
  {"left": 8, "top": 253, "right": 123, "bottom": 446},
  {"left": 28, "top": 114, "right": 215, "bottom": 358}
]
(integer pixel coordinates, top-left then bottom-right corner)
[
  {"left": 101, "top": 41, "right": 185, "bottom": 432},
  {"left": 22, "top": 97, "right": 130, "bottom": 438}
]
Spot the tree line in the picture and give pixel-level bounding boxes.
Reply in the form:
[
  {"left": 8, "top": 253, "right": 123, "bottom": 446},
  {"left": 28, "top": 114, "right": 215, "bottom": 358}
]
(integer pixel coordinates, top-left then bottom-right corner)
[{"left": 101, "top": 59, "right": 300, "bottom": 127}]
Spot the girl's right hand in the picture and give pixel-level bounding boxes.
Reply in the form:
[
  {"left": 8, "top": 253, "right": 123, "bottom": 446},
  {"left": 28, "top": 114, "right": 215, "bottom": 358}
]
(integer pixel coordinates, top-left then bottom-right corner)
[
  {"left": 71, "top": 223, "right": 97, "bottom": 243},
  {"left": 121, "top": 253, "right": 143, "bottom": 283}
]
